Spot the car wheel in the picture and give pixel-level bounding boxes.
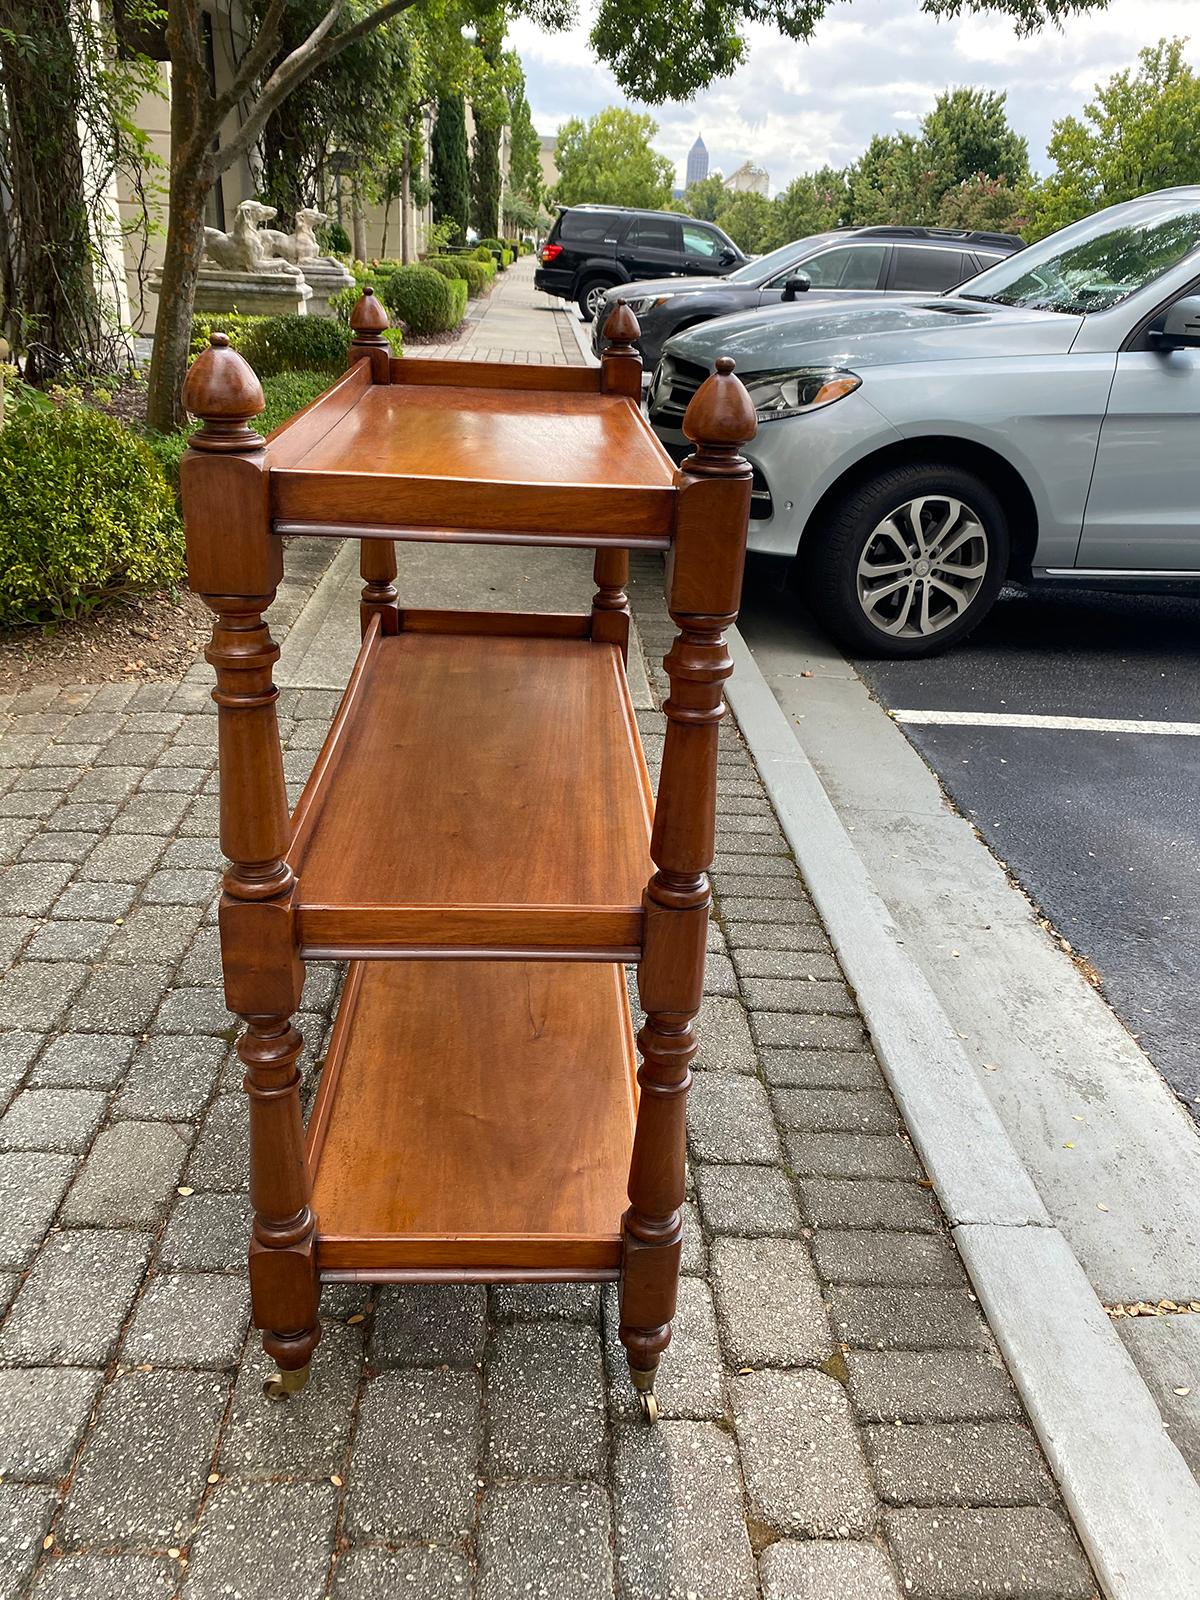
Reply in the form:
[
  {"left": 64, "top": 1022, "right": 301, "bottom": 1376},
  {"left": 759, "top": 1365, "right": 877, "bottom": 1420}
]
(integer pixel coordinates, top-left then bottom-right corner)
[
  {"left": 578, "top": 278, "right": 617, "bottom": 323},
  {"left": 804, "top": 462, "right": 1009, "bottom": 658}
]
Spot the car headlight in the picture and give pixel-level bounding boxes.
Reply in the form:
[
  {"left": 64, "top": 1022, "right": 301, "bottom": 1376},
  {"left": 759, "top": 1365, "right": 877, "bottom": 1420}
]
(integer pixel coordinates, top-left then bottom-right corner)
[
  {"left": 624, "top": 293, "right": 672, "bottom": 316},
  {"left": 743, "top": 368, "right": 861, "bottom": 421}
]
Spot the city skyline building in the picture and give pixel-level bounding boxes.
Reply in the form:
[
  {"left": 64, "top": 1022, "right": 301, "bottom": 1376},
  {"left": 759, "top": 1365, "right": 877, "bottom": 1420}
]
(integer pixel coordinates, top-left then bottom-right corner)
[{"left": 686, "top": 134, "right": 709, "bottom": 188}]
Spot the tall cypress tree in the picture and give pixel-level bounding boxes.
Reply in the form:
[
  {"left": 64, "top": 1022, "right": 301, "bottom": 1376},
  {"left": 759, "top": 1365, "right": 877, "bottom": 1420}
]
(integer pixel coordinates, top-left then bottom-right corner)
[
  {"left": 470, "top": 115, "right": 501, "bottom": 238},
  {"left": 430, "top": 95, "right": 470, "bottom": 244}
]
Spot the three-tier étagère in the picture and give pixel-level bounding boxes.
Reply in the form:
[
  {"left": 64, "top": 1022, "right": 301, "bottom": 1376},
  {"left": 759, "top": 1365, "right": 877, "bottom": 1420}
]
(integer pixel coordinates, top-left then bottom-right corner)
[{"left": 180, "top": 291, "right": 755, "bottom": 1418}]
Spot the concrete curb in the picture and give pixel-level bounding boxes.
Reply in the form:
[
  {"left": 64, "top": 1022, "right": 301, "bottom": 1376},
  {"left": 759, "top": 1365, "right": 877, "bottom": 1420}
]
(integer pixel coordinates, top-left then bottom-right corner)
[
  {"left": 560, "top": 302, "right": 598, "bottom": 366},
  {"left": 723, "top": 623, "right": 1200, "bottom": 1600}
]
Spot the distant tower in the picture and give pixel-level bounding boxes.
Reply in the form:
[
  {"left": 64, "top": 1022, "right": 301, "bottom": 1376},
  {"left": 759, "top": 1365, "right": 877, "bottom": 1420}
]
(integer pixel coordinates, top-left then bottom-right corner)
[{"left": 686, "top": 135, "right": 709, "bottom": 188}]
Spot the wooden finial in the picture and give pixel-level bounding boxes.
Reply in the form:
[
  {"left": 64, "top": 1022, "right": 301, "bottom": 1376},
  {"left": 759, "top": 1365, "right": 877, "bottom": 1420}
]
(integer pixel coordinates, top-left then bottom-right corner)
[
  {"left": 182, "top": 333, "right": 265, "bottom": 453},
  {"left": 681, "top": 356, "right": 757, "bottom": 473},
  {"left": 348, "top": 287, "right": 390, "bottom": 381},
  {"left": 603, "top": 300, "right": 640, "bottom": 351},
  {"left": 350, "top": 287, "right": 389, "bottom": 339},
  {"left": 600, "top": 301, "right": 642, "bottom": 398}
]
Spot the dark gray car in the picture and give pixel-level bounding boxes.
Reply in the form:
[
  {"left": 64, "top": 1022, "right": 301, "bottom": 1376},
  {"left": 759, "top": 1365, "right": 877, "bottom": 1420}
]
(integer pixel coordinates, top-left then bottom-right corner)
[{"left": 592, "top": 225, "right": 1024, "bottom": 371}]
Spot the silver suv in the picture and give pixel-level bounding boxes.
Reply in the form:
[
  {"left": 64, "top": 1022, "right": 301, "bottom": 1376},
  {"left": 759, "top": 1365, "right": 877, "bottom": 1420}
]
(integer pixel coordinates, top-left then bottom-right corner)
[{"left": 649, "top": 188, "right": 1200, "bottom": 656}]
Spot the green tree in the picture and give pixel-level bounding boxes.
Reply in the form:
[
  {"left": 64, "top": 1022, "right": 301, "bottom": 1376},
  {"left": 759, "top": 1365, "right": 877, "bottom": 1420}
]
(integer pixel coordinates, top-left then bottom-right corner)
[
  {"left": 936, "top": 173, "right": 1027, "bottom": 232},
  {"left": 253, "top": 0, "right": 412, "bottom": 224},
  {"left": 714, "top": 190, "right": 776, "bottom": 252},
  {"left": 772, "top": 167, "right": 849, "bottom": 243},
  {"left": 431, "top": 94, "right": 471, "bottom": 242},
  {"left": 921, "top": 87, "right": 1029, "bottom": 190},
  {"left": 1026, "top": 39, "right": 1200, "bottom": 239},
  {"left": 553, "top": 109, "right": 675, "bottom": 208},
  {"left": 679, "top": 173, "right": 728, "bottom": 220},
  {"left": 507, "top": 69, "right": 543, "bottom": 209}
]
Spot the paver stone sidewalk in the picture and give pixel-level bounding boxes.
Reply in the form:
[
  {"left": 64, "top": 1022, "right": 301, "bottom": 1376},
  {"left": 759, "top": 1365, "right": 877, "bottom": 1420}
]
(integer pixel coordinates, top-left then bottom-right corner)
[{"left": 0, "top": 260, "right": 1096, "bottom": 1599}]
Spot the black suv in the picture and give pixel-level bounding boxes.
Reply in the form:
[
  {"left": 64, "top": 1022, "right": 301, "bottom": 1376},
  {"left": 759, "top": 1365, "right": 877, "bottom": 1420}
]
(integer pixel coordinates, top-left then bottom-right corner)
[
  {"left": 592, "top": 224, "right": 1026, "bottom": 371},
  {"left": 535, "top": 205, "right": 747, "bottom": 322}
]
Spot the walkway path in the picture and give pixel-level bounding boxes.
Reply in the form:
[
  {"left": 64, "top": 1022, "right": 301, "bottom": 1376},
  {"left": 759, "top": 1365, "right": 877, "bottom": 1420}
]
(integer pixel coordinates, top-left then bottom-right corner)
[
  {"left": 437, "top": 253, "right": 580, "bottom": 364},
  {"left": 0, "top": 279, "right": 1099, "bottom": 1600}
]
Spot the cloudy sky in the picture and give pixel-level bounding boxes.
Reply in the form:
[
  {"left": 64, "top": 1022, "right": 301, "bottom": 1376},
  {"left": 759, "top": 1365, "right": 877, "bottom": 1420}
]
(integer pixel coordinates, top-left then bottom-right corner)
[{"left": 510, "top": 0, "right": 1197, "bottom": 191}]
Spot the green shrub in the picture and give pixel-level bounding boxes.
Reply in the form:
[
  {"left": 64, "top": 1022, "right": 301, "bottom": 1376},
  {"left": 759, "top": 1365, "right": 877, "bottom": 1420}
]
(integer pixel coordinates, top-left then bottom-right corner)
[
  {"left": 0, "top": 402, "right": 182, "bottom": 626},
  {"left": 473, "top": 244, "right": 495, "bottom": 263},
  {"left": 446, "top": 276, "right": 468, "bottom": 323},
  {"left": 478, "top": 237, "right": 504, "bottom": 252},
  {"left": 379, "top": 265, "right": 462, "bottom": 334},
  {"left": 259, "top": 369, "right": 339, "bottom": 434},
  {"left": 424, "top": 256, "right": 491, "bottom": 297},
  {"left": 319, "top": 219, "right": 352, "bottom": 256},
  {"left": 500, "top": 248, "right": 513, "bottom": 269},
  {"left": 190, "top": 313, "right": 348, "bottom": 378}
]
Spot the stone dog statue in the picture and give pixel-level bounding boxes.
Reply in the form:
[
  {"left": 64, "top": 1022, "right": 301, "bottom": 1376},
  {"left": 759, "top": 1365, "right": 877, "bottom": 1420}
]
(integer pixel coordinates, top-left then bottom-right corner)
[
  {"left": 259, "top": 207, "right": 331, "bottom": 266},
  {"left": 202, "top": 199, "right": 301, "bottom": 275}
]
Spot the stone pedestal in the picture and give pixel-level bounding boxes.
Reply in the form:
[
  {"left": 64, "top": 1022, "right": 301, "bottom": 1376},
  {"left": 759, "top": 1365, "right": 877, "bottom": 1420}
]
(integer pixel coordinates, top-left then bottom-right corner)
[
  {"left": 152, "top": 268, "right": 312, "bottom": 317},
  {"left": 299, "top": 257, "right": 355, "bottom": 318}
]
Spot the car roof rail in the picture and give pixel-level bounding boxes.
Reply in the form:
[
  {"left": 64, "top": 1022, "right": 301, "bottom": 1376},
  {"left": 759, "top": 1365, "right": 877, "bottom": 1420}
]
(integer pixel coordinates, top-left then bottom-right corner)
[{"left": 836, "top": 223, "right": 1023, "bottom": 249}]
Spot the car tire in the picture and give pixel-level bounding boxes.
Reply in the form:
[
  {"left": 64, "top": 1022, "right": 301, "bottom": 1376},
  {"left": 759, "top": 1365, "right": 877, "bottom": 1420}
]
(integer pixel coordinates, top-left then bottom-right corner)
[
  {"left": 578, "top": 277, "right": 618, "bottom": 323},
  {"left": 802, "top": 461, "right": 1009, "bottom": 658}
]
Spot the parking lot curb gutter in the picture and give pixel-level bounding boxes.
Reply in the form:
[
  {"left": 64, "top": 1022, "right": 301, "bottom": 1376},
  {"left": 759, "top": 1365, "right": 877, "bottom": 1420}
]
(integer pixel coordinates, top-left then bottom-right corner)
[{"left": 723, "top": 623, "right": 1200, "bottom": 1600}]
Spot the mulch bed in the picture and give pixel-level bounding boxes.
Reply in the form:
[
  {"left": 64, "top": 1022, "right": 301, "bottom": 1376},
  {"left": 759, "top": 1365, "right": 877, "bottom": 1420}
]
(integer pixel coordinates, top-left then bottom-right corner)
[{"left": 0, "top": 588, "right": 210, "bottom": 694}]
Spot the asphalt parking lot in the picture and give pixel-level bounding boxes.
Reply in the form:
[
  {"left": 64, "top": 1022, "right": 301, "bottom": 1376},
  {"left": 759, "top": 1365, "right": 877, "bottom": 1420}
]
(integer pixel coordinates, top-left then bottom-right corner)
[{"left": 764, "top": 576, "right": 1200, "bottom": 1121}]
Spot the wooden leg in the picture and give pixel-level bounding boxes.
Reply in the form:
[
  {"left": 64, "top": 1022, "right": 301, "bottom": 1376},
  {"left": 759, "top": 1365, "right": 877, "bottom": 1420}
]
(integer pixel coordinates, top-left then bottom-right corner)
[
  {"left": 242, "top": 1013, "right": 321, "bottom": 1396},
  {"left": 619, "top": 992, "right": 696, "bottom": 1421},
  {"left": 591, "top": 548, "right": 630, "bottom": 661},
  {"left": 360, "top": 539, "right": 398, "bottom": 636}
]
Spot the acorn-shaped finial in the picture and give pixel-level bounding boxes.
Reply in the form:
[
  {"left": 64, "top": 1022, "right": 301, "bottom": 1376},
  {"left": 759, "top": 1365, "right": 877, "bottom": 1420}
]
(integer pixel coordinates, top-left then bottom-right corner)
[
  {"left": 602, "top": 300, "right": 640, "bottom": 349},
  {"left": 682, "top": 355, "right": 757, "bottom": 463},
  {"left": 182, "top": 333, "right": 265, "bottom": 453},
  {"left": 350, "top": 287, "right": 389, "bottom": 338}
]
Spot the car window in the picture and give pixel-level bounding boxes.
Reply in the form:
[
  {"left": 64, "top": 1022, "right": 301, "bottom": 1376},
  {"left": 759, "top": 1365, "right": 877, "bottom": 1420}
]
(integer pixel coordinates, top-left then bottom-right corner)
[
  {"left": 891, "top": 247, "right": 967, "bottom": 291},
  {"left": 559, "top": 210, "right": 617, "bottom": 244},
  {"left": 726, "top": 237, "right": 833, "bottom": 284},
  {"left": 772, "top": 243, "right": 886, "bottom": 290},
  {"left": 682, "top": 223, "right": 721, "bottom": 262},
  {"left": 957, "top": 198, "right": 1200, "bottom": 314},
  {"left": 626, "top": 217, "right": 679, "bottom": 251}
]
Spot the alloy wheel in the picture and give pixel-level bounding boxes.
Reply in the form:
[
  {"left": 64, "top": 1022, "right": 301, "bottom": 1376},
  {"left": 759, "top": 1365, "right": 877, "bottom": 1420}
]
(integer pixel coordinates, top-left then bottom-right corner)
[
  {"left": 855, "top": 495, "right": 989, "bottom": 639},
  {"left": 586, "top": 284, "right": 611, "bottom": 319}
]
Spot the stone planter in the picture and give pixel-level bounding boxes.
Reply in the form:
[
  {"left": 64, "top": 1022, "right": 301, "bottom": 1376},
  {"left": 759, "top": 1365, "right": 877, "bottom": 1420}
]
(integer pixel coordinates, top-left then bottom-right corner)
[
  {"left": 151, "top": 268, "right": 313, "bottom": 317},
  {"left": 299, "top": 258, "right": 355, "bottom": 318}
]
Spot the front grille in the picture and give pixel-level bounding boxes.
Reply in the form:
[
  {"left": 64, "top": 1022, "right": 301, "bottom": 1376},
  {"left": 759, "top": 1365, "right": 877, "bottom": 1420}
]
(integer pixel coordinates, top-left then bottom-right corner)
[
  {"left": 647, "top": 355, "right": 709, "bottom": 426},
  {"left": 658, "top": 440, "right": 773, "bottom": 523}
]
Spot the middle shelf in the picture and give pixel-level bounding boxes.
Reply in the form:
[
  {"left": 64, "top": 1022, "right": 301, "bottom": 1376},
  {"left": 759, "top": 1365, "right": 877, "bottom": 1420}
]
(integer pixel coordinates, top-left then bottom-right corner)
[{"left": 287, "top": 618, "right": 656, "bottom": 958}]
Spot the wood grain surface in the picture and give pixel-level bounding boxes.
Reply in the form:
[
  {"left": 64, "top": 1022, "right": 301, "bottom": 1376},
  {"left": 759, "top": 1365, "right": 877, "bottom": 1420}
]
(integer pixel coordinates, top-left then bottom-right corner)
[
  {"left": 288, "top": 631, "right": 655, "bottom": 954},
  {"left": 309, "top": 959, "right": 637, "bottom": 1272}
]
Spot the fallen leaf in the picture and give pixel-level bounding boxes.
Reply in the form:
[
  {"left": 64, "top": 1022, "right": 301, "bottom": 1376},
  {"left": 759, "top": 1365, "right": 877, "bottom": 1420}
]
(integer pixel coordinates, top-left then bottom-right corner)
[
  {"left": 42, "top": 1536, "right": 53, "bottom": 1551},
  {"left": 346, "top": 1313, "right": 366, "bottom": 1326},
  {"left": 177, "top": 1186, "right": 194, "bottom": 1196},
  {"left": 1173, "top": 1387, "right": 1192, "bottom": 1397},
  {"left": 1097, "top": 1202, "right": 1109, "bottom": 1212},
  {"left": 330, "top": 1474, "right": 343, "bottom": 1487}
]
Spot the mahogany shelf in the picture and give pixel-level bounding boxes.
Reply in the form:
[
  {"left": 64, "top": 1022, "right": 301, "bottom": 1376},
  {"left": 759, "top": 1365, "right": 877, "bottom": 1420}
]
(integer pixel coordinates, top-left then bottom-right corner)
[
  {"left": 307, "top": 958, "right": 638, "bottom": 1279},
  {"left": 287, "top": 616, "right": 655, "bottom": 958}
]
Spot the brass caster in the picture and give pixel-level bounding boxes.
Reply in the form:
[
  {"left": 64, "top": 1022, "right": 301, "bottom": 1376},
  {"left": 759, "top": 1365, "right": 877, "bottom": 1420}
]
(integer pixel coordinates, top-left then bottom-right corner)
[
  {"left": 630, "top": 1365, "right": 659, "bottom": 1424},
  {"left": 637, "top": 1390, "right": 659, "bottom": 1424},
  {"left": 263, "top": 1362, "right": 310, "bottom": 1401}
]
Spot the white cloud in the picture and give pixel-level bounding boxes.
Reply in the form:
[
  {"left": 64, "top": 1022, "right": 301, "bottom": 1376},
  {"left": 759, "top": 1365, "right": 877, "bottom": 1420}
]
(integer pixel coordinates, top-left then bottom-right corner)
[{"left": 515, "top": 0, "right": 1200, "bottom": 190}]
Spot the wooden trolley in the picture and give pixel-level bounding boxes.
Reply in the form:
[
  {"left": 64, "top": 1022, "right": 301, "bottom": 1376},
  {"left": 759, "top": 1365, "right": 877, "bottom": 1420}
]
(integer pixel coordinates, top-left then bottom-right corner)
[{"left": 179, "top": 293, "right": 755, "bottom": 1418}]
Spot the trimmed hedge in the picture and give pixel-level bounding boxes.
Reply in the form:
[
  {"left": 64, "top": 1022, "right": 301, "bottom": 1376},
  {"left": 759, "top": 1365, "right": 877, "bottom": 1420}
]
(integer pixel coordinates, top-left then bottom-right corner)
[
  {"left": 0, "top": 401, "right": 182, "bottom": 626},
  {"left": 190, "top": 313, "right": 348, "bottom": 378},
  {"left": 424, "top": 256, "right": 492, "bottom": 297},
  {"left": 379, "top": 265, "right": 465, "bottom": 334}
]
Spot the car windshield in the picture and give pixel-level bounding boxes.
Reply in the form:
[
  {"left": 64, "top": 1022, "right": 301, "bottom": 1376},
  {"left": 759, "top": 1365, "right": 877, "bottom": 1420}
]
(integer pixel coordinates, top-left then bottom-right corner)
[
  {"left": 725, "top": 237, "right": 830, "bottom": 286},
  {"left": 956, "top": 196, "right": 1200, "bottom": 315}
]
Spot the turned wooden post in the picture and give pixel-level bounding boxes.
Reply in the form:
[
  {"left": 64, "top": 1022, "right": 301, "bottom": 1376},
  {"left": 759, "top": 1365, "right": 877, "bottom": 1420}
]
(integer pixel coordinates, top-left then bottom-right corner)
[
  {"left": 593, "top": 303, "right": 640, "bottom": 658},
  {"left": 621, "top": 355, "right": 755, "bottom": 1411},
  {"left": 600, "top": 301, "right": 642, "bottom": 398},
  {"left": 181, "top": 336, "right": 320, "bottom": 1393},
  {"left": 591, "top": 549, "right": 630, "bottom": 660},
  {"left": 350, "top": 289, "right": 399, "bottom": 637}
]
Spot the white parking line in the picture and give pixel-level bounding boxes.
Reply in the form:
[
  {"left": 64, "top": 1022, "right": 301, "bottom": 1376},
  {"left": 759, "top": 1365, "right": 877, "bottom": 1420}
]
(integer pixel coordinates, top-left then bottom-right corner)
[{"left": 892, "top": 710, "right": 1200, "bottom": 736}]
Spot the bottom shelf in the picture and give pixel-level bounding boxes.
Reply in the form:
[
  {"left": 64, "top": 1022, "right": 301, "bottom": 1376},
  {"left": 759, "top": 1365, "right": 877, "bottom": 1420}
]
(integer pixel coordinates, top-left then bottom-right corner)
[{"left": 308, "top": 959, "right": 639, "bottom": 1278}]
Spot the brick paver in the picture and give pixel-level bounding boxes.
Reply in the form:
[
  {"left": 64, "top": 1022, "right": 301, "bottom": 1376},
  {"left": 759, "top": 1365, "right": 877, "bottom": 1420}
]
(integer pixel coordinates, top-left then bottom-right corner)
[{"left": 0, "top": 295, "right": 1099, "bottom": 1598}]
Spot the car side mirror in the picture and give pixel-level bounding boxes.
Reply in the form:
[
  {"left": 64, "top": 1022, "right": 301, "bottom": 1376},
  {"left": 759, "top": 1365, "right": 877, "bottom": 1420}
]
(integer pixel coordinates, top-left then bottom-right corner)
[
  {"left": 782, "top": 273, "right": 811, "bottom": 302},
  {"left": 1149, "top": 295, "right": 1200, "bottom": 350},
  {"left": 718, "top": 247, "right": 738, "bottom": 267}
]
